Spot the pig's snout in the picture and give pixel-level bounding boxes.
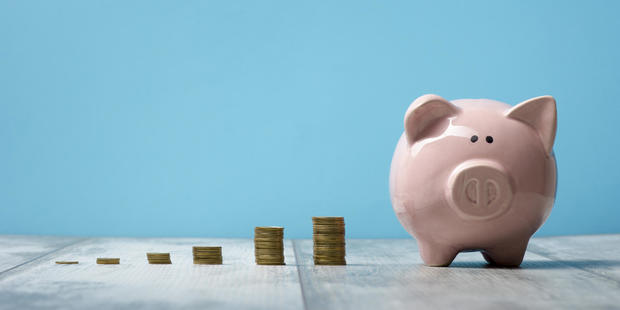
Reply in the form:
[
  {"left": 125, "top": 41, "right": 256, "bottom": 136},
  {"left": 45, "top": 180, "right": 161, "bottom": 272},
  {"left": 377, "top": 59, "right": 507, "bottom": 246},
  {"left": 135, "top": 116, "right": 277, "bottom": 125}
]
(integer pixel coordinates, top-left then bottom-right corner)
[{"left": 446, "top": 160, "right": 513, "bottom": 220}]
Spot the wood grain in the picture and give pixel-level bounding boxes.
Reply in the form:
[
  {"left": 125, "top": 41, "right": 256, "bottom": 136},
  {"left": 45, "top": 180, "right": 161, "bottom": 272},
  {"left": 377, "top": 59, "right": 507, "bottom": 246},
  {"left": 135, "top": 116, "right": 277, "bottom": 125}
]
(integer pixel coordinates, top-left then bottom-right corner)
[
  {"left": 0, "top": 235, "right": 84, "bottom": 273},
  {"left": 294, "top": 238, "right": 620, "bottom": 310},
  {"left": 0, "top": 235, "right": 619, "bottom": 309},
  {"left": 529, "top": 234, "right": 620, "bottom": 282},
  {"left": 0, "top": 238, "right": 303, "bottom": 310}
]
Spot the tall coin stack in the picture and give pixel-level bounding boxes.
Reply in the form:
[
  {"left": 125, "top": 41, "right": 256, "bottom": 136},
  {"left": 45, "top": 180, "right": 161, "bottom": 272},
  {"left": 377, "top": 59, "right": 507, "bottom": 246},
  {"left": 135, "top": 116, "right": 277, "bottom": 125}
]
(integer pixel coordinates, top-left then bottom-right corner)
[
  {"left": 193, "top": 246, "right": 222, "bottom": 264},
  {"left": 254, "top": 227, "right": 285, "bottom": 265},
  {"left": 313, "top": 217, "right": 346, "bottom": 265},
  {"left": 147, "top": 252, "right": 171, "bottom": 264}
]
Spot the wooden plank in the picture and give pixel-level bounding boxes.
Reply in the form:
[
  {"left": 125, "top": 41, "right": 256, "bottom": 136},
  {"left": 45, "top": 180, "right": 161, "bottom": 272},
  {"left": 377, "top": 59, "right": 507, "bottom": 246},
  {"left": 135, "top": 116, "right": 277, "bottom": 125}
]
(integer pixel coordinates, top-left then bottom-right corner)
[
  {"left": 0, "top": 235, "right": 83, "bottom": 273},
  {"left": 0, "top": 238, "right": 304, "bottom": 310},
  {"left": 529, "top": 234, "right": 620, "bottom": 281},
  {"left": 294, "top": 238, "right": 620, "bottom": 310}
]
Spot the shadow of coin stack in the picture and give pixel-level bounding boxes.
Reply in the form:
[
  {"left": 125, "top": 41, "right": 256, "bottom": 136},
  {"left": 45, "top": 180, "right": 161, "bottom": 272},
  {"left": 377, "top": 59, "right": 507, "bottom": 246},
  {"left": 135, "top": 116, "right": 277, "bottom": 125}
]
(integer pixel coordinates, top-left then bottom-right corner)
[
  {"left": 147, "top": 252, "right": 171, "bottom": 264},
  {"left": 313, "top": 217, "right": 346, "bottom": 265},
  {"left": 254, "top": 227, "right": 285, "bottom": 265},
  {"left": 193, "top": 246, "right": 222, "bottom": 264}
]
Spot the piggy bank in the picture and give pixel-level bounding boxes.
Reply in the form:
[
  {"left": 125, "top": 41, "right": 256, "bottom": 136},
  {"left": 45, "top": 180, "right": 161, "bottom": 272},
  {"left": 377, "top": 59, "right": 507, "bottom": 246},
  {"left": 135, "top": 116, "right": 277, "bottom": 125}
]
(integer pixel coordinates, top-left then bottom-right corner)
[{"left": 389, "top": 94, "right": 557, "bottom": 267}]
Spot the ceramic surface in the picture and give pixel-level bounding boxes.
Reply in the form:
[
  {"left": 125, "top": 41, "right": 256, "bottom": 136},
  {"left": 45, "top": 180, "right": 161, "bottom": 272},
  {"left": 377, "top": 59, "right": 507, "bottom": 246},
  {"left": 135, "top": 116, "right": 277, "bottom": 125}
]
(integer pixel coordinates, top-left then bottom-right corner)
[{"left": 389, "top": 94, "right": 557, "bottom": 267}]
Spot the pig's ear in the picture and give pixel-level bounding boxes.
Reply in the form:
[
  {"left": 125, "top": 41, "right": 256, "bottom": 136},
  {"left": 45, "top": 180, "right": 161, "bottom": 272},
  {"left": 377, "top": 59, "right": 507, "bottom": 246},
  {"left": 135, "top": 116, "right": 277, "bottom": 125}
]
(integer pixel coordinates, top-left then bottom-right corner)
[
  {"left": 506, "top": 95, "right": 557, "bottom": 155},
  {"left": 404, "top": 94, "right": 460, "bottom": 145}
]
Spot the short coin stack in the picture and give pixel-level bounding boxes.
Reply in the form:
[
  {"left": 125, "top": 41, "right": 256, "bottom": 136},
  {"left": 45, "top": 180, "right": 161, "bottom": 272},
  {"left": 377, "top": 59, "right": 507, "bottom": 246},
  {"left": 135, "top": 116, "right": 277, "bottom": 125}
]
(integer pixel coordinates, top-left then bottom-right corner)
[
  {"left": 96, "top": 258, "right": 120, "bottom": 265},
  {"left": 313, "top": 217, "right": 346, "bottom": 265},
  {"left": 193, "top": 246, "right": 222, "bottom": 264},
  {"left": 147, "top": 252, "right": 171, "bottom": 264},
  {"left": 254, "top": 226, "right": 285, "bottom": 265},
  {"left": 55, "top": 261, "right": 78, "bottom": 264}
]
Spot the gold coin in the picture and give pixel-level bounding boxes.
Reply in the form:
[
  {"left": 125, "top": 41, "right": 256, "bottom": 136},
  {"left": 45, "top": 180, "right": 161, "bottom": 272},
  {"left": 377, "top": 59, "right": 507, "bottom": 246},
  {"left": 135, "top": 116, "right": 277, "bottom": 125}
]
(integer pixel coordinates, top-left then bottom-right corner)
[
  {"left": 314, "top": 260, "right": 346, "bottom": 265},
  {"left": 147, "top": 253, "right": 170, "bottom": 257},
  {"left": 254, "top": 238, "right": 284, "bottom": 245},
  {"left": 313, "top": 241, "right": 346, "bottom": 246},
  {"left": 254, "top": 234, "right": 283, "bottom": 239},
  {"left": 192, "top": 250, "right": 221, "bottom": 254},
  {"left": 255, "top": 251, "right": 284, "bottom": 256},
  {"left": 256, "top": 257, "right": 285, "bottom": 262},
  {"left": 255, "top": 226, "right": 284, "bottom": 232},
  {"left": 313, "top": 234, "right": 345, "bottom": 240},
  {"left": 255, "top": 254, "right": 285, "bottom": 259},
  {"left": 254, "top": 238, "right": 284, "bottom": 244},
  {"left": 313, "top": 227, "right": 345, "bottom": 233},
  {"left": 193, "top": 252, "right": 222, "bottom": 256},
  {"left": 312, "top": 220, "right": 344, "bottom": 225},
  {"left": 255, "top": 229, "right": 284, "bottom": 233},
  {"left": 255, "top": 247, "right": 284, "bottom": 252},
  {"left": 314, "top": 256, "right": 346, "bottom": 260},
  {"left": 312, "top": 225, "right": 345, "bottom": 229},
  {"left": 313, "top": 245, "right": 345, "bottom": 249},
  {"left": 193, "top": 246, "right": 221, "bottom": 251},
  {"left": 256, "top": 261, "right": 285, "bottom": 265},
  {"left": 313, "top": 251, "right": 346, "bottom": 256},
  {"left": 312, "top": 216, "right": 344, "bottom": 222},
  {"left": 193, "top": 260, "right": 222, "bottom": 265},
  {"left": 55, "top": 261, "right": 78, "bottom": 264},
  {"left": 313, "top": 240, "right": 346, "bottom": 246},
  {"left": 254, "top": 235, "right": 283, "bottom": 239},
  {"left": 254, "top": 243, "right": 284, "bottom": 249},
  {"left": 255, "top": 246, "right": 284, "bottom": 252},
  {"left": 194, "top": 256, "right": 222, "bottom": 260},
  {"left": 255, "top": 229, "right": 284, "bottom": 234},
  {"left": 193, "top": 257, "right": 222, "bottom": 261}
]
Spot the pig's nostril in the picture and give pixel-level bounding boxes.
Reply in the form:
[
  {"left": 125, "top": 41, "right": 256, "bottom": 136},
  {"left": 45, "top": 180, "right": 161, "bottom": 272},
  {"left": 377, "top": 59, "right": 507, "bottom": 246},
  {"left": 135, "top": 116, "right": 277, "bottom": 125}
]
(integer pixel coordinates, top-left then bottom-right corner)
[
  {"left": 486, "top": 180, "right": 498, "bottom": 206},
  {"left": 465, "top": 179, "right": 479, "bottom": 204}
]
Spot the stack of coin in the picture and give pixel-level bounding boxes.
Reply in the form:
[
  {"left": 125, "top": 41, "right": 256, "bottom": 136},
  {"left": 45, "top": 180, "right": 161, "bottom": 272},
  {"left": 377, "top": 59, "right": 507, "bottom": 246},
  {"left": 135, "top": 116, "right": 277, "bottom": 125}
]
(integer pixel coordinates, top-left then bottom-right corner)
[
  {"left": 193, "top": 246, "right": 222, "bottom": 264},
  {"left": 313, "top": 217, "right": 346, "bottom": 265},
  {"left": 55, "top": 261, "right": 78, "bottom": 264},
  {"left": 254, "top": 226, "right": 285, "bottom": 265},
  {"left": 96, "top": 258, "right": 120, "bottom": 265},
  {"left": 147, "top": 252, "right": 171, "bottom": 264}
]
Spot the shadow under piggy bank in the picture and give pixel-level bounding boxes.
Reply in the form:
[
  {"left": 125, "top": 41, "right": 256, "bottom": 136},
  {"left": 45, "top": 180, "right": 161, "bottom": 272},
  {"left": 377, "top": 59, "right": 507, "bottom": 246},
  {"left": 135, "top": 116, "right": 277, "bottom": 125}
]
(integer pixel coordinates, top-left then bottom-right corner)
[{"left": 449, "top": 258, "right": 620, "bottom": 270}]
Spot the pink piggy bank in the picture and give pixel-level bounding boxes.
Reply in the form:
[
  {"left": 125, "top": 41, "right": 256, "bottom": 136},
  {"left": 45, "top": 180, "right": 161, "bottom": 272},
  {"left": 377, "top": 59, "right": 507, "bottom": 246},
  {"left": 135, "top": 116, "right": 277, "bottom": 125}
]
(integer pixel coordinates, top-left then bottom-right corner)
[{"left": 389, "top": 94, "right": 557, "bottom": 267}]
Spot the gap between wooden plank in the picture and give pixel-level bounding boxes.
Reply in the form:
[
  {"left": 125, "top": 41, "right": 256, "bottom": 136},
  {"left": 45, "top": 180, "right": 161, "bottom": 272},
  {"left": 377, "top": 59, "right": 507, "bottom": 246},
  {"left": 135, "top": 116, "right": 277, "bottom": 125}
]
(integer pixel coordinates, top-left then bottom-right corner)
[
  {"left": 293, "top": 239, "right": 309, "bottom": 310},
  {"left": 0, "top": 238, "right": 90, "bottom": 279}
]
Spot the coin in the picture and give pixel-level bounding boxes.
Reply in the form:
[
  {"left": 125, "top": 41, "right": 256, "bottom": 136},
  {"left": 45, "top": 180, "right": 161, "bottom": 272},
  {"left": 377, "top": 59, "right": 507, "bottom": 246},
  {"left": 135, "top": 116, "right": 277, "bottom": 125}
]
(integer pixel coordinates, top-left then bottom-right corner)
[
  {"left": 312, "top": 216, "right": 344, "bottom": 222},
  {"left": 314, "top": 259, "right": 346, "bottom": 265}
]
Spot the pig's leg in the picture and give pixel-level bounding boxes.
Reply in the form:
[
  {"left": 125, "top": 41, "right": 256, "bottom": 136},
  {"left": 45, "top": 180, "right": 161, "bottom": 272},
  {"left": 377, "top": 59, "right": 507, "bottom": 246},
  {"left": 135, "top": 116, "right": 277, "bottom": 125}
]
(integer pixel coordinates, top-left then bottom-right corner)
[
  {"left": 418, "top": 241, "right": 459, "bottom": 267},
  {"left": 480, "top": 239, "right": 529, "bottom": 267}
]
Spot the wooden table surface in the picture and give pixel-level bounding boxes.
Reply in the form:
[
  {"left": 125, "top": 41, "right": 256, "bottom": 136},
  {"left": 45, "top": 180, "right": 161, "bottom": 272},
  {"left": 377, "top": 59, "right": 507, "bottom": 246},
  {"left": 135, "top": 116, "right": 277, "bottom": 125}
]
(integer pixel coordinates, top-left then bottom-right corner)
[{"left": 0, "top": 234, "right": 618, "bottom": 309}]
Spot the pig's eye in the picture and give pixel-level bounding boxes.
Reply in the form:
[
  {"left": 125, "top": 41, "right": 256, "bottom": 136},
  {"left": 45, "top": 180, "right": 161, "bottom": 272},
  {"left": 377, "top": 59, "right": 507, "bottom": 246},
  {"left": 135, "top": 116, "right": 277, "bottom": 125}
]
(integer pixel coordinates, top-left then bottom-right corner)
[
  {"left": 486, "top": 136, "right": 494, "bottom": 143},
  {"left": 470, "top": 135, "right": 479, "bottom": 143}
]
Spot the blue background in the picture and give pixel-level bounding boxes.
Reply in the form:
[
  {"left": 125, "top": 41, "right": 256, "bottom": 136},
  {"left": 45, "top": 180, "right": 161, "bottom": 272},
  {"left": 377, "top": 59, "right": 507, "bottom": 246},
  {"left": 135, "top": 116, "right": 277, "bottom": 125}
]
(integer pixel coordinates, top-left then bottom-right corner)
[{"left": 1, "top": 0, "right": 619, "bottom": 238}]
